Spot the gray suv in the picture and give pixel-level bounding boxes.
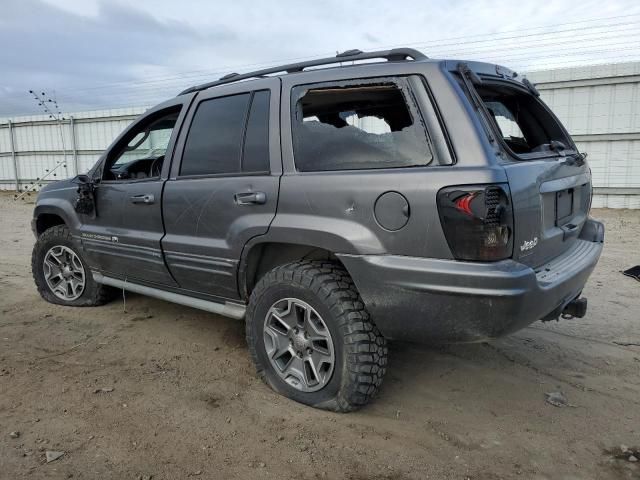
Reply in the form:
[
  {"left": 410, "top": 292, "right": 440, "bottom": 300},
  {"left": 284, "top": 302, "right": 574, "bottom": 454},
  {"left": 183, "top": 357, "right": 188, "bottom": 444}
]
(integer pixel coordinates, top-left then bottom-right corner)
[{"left": 30, "top": 48, "right": 604, "bottom": 411}]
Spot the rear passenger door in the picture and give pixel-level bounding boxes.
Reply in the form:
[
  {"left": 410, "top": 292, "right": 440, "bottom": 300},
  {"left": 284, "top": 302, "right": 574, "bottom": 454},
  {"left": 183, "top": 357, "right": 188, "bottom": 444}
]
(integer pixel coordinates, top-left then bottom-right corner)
[{"left": 162, "top": 79, "right": 281, "bottom": 300}]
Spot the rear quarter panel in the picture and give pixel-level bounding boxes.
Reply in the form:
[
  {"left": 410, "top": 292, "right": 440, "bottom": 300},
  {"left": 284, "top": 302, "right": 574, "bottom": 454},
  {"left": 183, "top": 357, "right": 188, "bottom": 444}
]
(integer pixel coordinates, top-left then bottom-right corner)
[{"left": 273, "top": 62, "right": 507, "bottom": 258}]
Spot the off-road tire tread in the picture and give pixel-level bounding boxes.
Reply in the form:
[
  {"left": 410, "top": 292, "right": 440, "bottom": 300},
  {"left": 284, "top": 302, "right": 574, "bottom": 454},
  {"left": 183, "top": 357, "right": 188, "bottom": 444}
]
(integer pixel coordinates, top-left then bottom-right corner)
[
  {"left": 246, "top": 260, "right": 388, "bottom": 412},
  {"left": 32, "top": 225, "right": 115, "bottom": 306}
]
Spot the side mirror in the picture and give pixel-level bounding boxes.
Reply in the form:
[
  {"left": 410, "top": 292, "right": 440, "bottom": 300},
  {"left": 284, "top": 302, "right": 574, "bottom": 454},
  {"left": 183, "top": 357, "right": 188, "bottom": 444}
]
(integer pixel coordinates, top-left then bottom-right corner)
[
  {"left": 72, "top": 174, "right": 91, "bottom": 185},
  {"left": 73, "top": 174, "right": 96, "bottom": 215}
]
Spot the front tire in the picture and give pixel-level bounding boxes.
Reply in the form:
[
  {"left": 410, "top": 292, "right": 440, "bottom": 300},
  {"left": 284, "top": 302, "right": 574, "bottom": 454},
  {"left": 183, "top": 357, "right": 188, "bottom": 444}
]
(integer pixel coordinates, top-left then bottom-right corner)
[
  {"left": 246, "top": 260, "right": 387, "bottom": 412},
  {"left": 32, "top": 225, "right": 116, "bottom": 307}
]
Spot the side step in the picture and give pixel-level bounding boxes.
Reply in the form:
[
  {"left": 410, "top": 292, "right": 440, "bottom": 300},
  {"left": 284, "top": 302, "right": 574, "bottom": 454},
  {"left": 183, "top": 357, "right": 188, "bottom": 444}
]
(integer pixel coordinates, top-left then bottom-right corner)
[{"left": 92, "top": 272, "right": 246, "bottom": 320}]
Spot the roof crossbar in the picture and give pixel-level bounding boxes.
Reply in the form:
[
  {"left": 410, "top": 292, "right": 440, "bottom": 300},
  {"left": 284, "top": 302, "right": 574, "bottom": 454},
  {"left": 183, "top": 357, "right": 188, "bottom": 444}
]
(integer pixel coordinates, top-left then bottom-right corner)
[{"left": 179, "top": 48, "right": 427, "bottom": 95}]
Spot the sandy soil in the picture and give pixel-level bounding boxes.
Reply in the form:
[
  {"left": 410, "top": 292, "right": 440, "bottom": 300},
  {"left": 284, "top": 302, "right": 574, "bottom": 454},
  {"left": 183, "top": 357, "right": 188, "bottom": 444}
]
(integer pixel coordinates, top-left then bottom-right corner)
[{"left": 1, "top": 191, "right": 639, "bottom": 480}]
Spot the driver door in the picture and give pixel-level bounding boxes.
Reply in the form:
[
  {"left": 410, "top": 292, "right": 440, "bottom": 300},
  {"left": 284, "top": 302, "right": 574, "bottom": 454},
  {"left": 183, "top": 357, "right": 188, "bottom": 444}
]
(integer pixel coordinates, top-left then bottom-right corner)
[{"left": 78, "top": 98, "right": 191, "bottom": 286}]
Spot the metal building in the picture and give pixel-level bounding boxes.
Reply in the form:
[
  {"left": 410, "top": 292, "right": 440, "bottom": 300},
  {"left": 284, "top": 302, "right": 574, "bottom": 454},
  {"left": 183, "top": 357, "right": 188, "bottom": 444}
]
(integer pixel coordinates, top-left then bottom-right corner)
[
  {"left": 1, "top": 62, "right": 639, "bottom": 208},
  {"left": 528, "top": 62, "right": 640, "bottom": 208}
]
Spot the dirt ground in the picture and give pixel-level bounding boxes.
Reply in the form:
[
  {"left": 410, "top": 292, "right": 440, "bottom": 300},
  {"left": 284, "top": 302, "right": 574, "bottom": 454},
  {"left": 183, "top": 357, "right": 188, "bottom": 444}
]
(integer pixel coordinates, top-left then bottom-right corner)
[{"left": 1, "top": 192, "right": 639, "bottom": 480}]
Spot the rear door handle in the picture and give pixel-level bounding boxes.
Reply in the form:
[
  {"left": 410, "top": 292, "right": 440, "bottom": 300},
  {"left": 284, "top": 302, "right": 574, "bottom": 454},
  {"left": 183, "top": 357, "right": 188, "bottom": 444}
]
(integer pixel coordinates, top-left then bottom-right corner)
[
  {"left": 234, "top": 191, "right": 266, "bottom": 205},
  {"left": 130, "top": 194, "right": 155, "bottom": 204}
]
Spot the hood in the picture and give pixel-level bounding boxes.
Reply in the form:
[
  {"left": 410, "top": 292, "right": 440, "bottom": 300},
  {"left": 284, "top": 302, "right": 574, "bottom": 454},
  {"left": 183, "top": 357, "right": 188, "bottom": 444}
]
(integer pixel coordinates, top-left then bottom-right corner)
[{"left": 39, "top": 178, "right": 74, "bottom": 194}]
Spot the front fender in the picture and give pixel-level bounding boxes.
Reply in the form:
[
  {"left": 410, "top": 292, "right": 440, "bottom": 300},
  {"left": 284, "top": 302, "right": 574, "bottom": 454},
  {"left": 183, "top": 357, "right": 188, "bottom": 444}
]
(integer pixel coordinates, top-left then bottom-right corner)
[{"left": 33, "top": 184, "right": 81, "bottom": 235}]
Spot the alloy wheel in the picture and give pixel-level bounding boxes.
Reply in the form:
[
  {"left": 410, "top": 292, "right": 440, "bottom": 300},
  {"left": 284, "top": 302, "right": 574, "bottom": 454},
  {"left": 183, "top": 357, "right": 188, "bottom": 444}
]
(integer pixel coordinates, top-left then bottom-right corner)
[
  {"left": 43, "top": 245, "right": 86, "bottom": 301},
  {"left": 263, "top": 298, "right": 335, "bottom": 392}
]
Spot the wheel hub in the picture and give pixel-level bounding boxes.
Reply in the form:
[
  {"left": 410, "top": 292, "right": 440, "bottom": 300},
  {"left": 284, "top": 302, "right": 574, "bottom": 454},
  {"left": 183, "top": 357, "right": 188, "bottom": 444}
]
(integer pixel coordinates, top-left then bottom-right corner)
[{"left": 291, "top": 329, "right": 309, "bottom": 353}]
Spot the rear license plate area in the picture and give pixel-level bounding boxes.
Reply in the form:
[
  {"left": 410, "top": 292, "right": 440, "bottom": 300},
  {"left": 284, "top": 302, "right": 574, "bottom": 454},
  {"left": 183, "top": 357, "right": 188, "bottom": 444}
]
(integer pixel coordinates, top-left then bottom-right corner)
[{"left": 556, "top": 188, "right": 574, "bottom": 225}]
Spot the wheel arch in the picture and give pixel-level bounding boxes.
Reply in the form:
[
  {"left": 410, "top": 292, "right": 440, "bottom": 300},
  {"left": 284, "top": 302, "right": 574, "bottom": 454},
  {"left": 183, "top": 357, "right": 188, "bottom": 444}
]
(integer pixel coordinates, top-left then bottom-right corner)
[
  {"left": 33, "top": 206, "right": 70, "bottom": 236},
  {"left": 238, "top": 241, "right": 350, "bottom": 300}
]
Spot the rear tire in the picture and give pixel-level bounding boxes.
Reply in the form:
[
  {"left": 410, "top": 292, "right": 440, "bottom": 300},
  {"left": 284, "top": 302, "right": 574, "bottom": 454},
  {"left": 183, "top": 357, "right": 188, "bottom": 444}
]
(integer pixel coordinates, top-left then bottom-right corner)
[
  {"left": 246, "top": 260, "right": 387, "bottom": 412},
  {"left": 32, "top": 225, "right": 116, "bottom": 307}
]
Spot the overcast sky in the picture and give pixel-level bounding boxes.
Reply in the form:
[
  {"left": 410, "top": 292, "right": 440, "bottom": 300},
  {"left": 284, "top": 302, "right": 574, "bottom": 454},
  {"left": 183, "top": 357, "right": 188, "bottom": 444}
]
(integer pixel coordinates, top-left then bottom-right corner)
[{"left": 2, "top": 0, "right": 640, "bottom": 116}]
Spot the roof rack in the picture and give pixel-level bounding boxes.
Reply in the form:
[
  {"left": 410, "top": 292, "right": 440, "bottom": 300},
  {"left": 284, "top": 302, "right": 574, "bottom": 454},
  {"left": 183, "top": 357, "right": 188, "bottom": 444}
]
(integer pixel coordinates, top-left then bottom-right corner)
[{"left": 178, "top": 48, "right": 427, "bottom": 95}]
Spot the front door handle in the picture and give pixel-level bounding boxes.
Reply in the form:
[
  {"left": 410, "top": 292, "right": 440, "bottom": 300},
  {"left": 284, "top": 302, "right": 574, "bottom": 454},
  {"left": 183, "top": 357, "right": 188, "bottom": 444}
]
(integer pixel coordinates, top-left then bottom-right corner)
[
  {"left": 234, "top": 191, "right": 266, "bottom": 205},
  {"left": 130, "top": 194, "right": 155, "bottom": 204}
]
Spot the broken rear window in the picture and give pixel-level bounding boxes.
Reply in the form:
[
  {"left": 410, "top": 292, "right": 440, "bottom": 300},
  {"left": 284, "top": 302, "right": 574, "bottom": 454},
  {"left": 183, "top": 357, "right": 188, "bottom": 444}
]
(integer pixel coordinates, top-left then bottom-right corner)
[
  {"left": 291, "top": 82, "right": 432, "bottom": 172},
  {"left": 476, "top": 83, "right": 573, "bottom": 157}
]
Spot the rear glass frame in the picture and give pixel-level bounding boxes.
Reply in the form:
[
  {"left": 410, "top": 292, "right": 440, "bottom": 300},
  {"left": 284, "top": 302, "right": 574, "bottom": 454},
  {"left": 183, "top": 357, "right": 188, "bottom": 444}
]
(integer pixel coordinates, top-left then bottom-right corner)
[
  {"left": 467, "top": 77, "right": 578, "bottom": 161},
  {"left": 290, "top": 76, "right": 434, "bottom": 173}
]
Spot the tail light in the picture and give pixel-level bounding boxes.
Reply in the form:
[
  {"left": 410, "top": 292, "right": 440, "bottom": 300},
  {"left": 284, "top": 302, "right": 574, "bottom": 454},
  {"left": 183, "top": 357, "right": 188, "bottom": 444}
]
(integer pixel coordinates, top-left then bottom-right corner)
[{"left": 437, "top": 184, "right": 513, "bottom": 261}]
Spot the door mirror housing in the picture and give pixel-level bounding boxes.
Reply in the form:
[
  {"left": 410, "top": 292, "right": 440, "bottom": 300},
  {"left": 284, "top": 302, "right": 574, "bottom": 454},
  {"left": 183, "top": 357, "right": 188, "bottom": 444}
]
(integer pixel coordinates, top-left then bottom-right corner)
[
  {"left": 72, "top": 174, "right": 101, "bottom": 185},
  {"left": 72, "top": 174, "right": 92, "bottom": 185},
  {"left": 72, "top": 174, "right": 96, "bottom": 215}
]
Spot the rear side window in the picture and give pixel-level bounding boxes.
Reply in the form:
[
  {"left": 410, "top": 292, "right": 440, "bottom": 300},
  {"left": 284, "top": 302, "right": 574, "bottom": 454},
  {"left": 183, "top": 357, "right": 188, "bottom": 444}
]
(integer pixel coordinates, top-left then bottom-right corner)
[
  {"left": 242, "top": 90, "right": 271, "bottom": 172},
  {"left": 292, "top": 81, "right": 432, "bottom": 172},
  {"left": 180, "top": 93, "right": 250, "bottom": 176},
  {"left": 180, "top": 91, "right": 271, "bottom": 176}
]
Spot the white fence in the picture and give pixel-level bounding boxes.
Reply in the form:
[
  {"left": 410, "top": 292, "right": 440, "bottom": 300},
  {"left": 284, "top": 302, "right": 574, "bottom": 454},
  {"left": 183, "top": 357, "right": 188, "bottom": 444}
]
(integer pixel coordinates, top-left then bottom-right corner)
[
  {"left": 0, "top": 107, "right": 147, "bottom": 191},
  {"left": 1, "top": 62, "right": 640, "bottom": 208}
]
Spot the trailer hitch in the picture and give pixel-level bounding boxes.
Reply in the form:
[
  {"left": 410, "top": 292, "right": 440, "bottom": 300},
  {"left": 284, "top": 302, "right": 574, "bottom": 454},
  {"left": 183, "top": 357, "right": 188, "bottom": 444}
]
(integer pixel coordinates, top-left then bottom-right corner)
[{"left": 561, "top": 297, "right": 587, "bottom": 319}]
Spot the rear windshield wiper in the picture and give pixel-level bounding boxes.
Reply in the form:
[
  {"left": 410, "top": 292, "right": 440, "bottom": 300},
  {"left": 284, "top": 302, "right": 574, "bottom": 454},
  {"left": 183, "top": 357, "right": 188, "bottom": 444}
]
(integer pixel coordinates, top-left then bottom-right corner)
[
  {"left": 549, "top": 141, "right": 586, "bottom": 165},
  {"left": 566, "top": 151, "right": 587, "bottom": 166},
  {"left": 549, "top": 140, "right": 567, "bottom": 155}
]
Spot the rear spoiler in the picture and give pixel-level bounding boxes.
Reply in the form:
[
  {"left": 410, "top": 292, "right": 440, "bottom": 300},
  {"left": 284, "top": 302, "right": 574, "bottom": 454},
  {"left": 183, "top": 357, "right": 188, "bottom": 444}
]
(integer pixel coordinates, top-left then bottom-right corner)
[{"left": 454, "top": 61, "right": 540, "bottom": 96}]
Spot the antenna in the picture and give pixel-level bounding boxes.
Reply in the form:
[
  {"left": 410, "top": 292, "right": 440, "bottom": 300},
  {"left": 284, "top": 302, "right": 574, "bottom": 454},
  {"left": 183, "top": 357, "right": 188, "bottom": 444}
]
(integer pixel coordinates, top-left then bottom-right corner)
[{"left": 13, "top": 91, "right": 69, "bottom": 201}]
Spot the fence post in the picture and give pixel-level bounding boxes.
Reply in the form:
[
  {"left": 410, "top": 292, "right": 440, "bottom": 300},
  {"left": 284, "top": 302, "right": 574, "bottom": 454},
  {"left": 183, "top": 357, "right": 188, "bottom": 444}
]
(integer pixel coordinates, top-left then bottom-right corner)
[
  {"left": 70, "top": 116, "right": 79, "bottom": 175},
  {"left": 7, "top": 120, "right": 19, "bottom": 191},
  {"left": 58, "top": 119, "right": 70, "bottom": 179}
]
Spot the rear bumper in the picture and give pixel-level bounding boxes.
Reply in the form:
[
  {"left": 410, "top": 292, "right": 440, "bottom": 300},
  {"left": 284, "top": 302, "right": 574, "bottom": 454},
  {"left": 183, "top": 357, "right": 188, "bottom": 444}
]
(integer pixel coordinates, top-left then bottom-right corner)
[{"left": 338, "top": 219, "right": 604, "bottom": 344}]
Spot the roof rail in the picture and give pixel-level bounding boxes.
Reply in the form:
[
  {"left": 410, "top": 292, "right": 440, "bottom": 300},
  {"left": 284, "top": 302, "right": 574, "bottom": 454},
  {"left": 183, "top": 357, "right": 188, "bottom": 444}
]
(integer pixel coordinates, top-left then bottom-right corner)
[{"left": 178, "top": 48, "right": 427, "bottom": 95}]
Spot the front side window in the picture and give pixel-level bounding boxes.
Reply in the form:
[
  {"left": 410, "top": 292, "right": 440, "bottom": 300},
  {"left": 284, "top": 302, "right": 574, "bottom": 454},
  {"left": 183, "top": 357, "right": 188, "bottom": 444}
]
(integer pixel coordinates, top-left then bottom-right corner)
[
  {"left": 104, "top": 108, "right": 180, "bottom": 181},
  {"left": 292, "top": 81, "right": 432, "bottom": 172}
]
